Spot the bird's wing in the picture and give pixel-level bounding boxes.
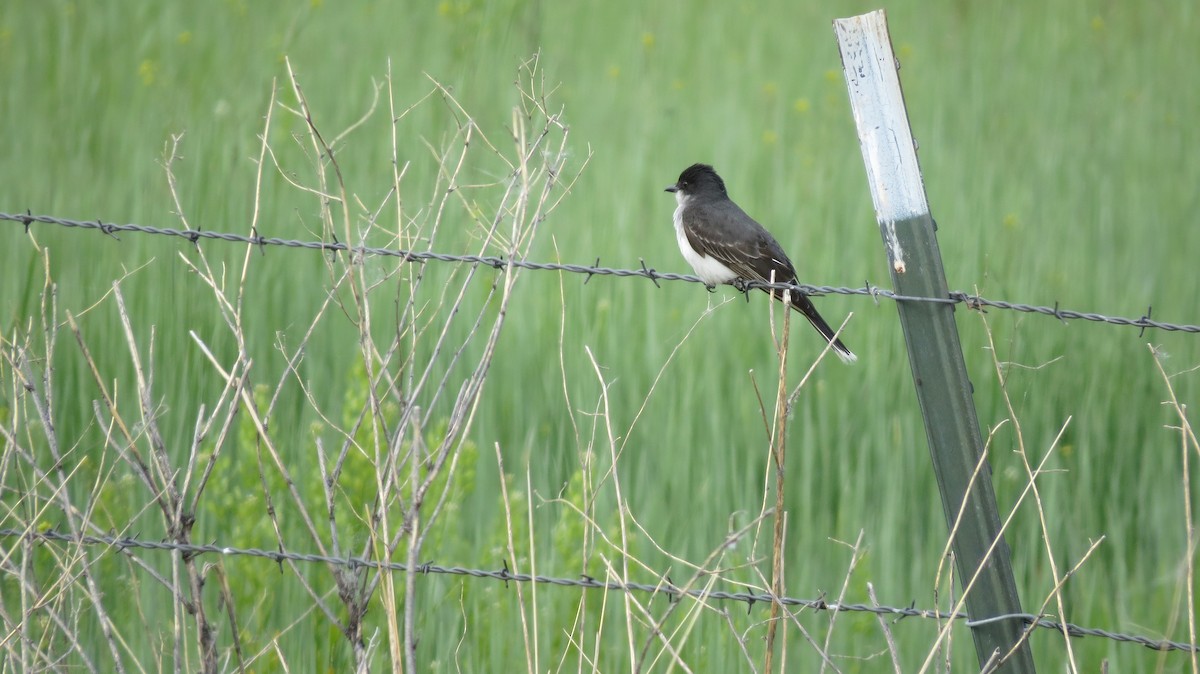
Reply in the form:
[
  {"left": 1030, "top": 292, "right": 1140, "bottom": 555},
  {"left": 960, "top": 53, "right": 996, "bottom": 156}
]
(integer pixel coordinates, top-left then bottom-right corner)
[
  {"left": 683, "top": 198, "right": 854, "bottom": 361},
  {"left": 683, "top": 200, "right": 798, "bottom": 285}
]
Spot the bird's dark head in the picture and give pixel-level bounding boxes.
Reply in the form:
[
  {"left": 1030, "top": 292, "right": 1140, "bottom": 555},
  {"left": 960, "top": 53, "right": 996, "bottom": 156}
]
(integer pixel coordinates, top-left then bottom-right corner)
[{"left": 665, "top": 163, "right": 728, "bottom": 200}]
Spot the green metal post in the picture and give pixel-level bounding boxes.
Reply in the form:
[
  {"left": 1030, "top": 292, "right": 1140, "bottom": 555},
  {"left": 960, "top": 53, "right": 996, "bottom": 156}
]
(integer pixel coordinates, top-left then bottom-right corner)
[{"left": 833, "top": 10, "right": 1037, "bottom": 672}]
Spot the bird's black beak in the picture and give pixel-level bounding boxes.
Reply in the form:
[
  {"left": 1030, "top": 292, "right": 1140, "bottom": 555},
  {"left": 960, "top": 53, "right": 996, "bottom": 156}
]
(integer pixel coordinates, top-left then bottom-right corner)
[{"left": 664, "top": 184, "right": 679, "bottom": 193}]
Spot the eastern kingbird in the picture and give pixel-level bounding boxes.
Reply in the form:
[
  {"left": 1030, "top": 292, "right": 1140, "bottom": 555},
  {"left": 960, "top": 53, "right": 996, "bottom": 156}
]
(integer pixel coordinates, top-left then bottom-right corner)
[{"left": 666, "top": 163, "right": 856, "bottom": 363}]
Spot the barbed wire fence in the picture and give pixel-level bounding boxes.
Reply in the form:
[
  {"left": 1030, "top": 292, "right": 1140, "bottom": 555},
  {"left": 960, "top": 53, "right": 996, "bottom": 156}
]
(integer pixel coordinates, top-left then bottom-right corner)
[
  {"left": 5, "top": 212, "right": 1199, "bottom": 334},
  {"left": 4, "top": 211, "right": 1200, "bottom": 664},
  {"left": 4, "top": 528, "right": 1195, "bottom": 654}
]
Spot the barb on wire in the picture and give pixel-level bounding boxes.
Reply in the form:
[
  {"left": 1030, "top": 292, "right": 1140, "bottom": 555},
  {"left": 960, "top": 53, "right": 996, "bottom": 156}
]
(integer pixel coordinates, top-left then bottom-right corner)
[
  {"left": 4, "top": 212, "right": 1200, "bottom": 334},
  {"left": 4, "top": 528, "right": 1197, "bottom": 655}
]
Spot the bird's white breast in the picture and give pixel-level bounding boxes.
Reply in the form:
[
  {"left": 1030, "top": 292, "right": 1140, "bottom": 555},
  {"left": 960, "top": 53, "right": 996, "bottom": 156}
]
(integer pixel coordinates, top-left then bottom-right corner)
[{"left": 673, "top": 194, "right": 738, "bottom": 286}]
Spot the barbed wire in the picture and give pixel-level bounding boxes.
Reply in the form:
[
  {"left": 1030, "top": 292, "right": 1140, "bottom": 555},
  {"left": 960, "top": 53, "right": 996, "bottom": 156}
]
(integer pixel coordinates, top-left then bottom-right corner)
[
  {"left": 3, "top": 527, "right": 1195, "bottom": 654},
  {"left": 4, "top": 212, "right": 1198, "bottom": 334}
]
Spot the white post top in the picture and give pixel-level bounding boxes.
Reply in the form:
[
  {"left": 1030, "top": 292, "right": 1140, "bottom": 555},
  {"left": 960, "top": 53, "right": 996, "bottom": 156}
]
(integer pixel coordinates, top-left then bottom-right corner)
[{"left": 834, "top": 10, "right": 931, "bottom": 274}]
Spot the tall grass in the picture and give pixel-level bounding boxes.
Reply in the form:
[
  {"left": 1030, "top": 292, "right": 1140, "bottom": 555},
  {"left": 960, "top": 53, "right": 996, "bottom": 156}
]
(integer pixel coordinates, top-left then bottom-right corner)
[{"left": 1, "top": 1, "right": 1197, "bottom": 671}]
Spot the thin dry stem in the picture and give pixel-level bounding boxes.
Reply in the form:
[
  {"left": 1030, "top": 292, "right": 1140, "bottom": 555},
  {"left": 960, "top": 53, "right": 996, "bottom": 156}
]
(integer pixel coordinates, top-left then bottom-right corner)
[
  {"left": 917, "top": 412, "right": 1070, "bottom": 673},
  {"left": 819, "top": 531, "right": 867, "bottom": 674},
  {"left": 1150, "top": 345, "right": 1200, "bottom": 674},
  {"left": 980, "top": 311, "right": 1078, "bottom": 671},
  {"left": 495, "top": 442, "right": 536, "bottom": 674},
  {"left": 867, "top": 582, "right": 903, "bottom": 673},
  {"left": 764, "top": 282, "right": 792, "bottom": 674}
]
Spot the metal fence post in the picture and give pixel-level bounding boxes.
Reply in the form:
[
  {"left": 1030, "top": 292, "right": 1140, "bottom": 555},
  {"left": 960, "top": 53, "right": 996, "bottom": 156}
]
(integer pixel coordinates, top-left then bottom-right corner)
[{"left": 833, "top": 10, "right": 1037, "bottom": 672}]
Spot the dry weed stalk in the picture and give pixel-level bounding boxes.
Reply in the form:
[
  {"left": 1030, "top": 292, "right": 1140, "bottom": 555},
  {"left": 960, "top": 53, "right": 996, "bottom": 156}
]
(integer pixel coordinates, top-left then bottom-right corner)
[
  {"left": 254, "top": 54, "right": 579, "bottom": 673},
  {"left": 920, "top": 313, "right": 1087, "bottom": 673},
  {"left": 543, "top": 288, "right": 776, "bottom": 672},
  {"left": 0, "top": 54, "right": 581, "bottom": 673},
  {"left": 1150, "top": 345, "right": 1200, "bottom": 674},
  {"left": 762, "top": 284, "right": 792, "bottom": 674},
  {"left": 539, "top": 281, "right": 862, "bottom": 672},
  {"left": 1, "top": 251, "right": 126, "bottom": 672}
]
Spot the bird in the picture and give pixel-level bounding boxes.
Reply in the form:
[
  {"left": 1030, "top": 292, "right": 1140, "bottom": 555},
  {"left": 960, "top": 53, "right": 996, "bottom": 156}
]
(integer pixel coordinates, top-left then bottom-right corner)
[{"left": 665, "top": 163, "right": 856, "bottom": 363}]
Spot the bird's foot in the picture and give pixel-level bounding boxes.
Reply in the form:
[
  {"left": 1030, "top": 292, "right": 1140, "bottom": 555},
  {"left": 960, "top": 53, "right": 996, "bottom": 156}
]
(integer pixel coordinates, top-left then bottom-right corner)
[{"left": 731, "top": 278, "right": 754, "bottom": 302}]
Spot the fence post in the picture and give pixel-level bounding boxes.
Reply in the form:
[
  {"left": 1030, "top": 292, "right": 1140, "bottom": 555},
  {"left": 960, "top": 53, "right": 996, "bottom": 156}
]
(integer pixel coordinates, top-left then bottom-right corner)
[{"left": 833, "top": 10, "right": 1036, "bottom": 672}]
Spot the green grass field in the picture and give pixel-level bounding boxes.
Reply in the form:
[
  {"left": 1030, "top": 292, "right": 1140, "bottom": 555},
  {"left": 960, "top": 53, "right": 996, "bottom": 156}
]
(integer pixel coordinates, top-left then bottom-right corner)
[{"left": 2, "top": 1, "right": 1198, "bottom": 671}]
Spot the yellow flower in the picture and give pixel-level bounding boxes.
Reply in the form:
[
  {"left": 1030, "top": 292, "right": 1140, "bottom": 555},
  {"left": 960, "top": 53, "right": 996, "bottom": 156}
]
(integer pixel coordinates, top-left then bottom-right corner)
[
  {"left": 762, "top": 130, "right": 778, "bottom": 145},
  {"left": 139, "top": 59, "right": 158, "bottom": 86},
  {"left": 438, "top": 1, "right": 469, "bottom": 18},
  {"left": 793, "top": 97, "right": 811, "bottom": 114},
  {"left": 641, "top": 32, "right": 655, "bottom": 48},
  {"left": 177, "top": 31, "right": 192, "bottom": 45}
]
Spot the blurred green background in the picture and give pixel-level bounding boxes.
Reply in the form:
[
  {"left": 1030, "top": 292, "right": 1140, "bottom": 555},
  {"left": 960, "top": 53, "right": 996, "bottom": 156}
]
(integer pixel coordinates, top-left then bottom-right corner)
[{"left": 1, "top": 0, "right": 1197, "bottom": 671}]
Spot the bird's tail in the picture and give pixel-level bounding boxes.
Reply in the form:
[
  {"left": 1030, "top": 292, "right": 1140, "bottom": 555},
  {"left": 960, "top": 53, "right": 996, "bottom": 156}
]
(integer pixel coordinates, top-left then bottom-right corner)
[{"left": 778, "top": 291, "right": 857, "bottom": 364}]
